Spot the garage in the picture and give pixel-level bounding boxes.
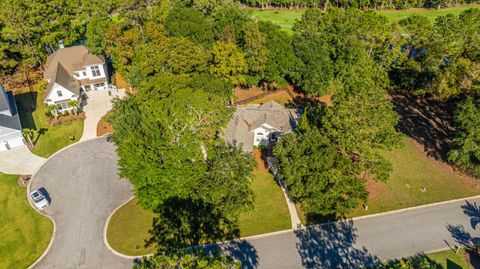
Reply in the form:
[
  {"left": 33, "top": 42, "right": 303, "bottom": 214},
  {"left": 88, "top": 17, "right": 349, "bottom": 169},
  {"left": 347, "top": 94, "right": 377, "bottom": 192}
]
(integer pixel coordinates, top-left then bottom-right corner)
[
  {"left": 0, "top": 132, "right": 26, "bottom": 152},
  {"left": 0, "top": 85, "right": 25, "bottom": 152}
]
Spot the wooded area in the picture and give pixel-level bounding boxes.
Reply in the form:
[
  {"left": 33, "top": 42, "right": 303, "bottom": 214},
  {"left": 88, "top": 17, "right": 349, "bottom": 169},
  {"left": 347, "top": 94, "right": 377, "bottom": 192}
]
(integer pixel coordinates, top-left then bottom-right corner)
[{"left": 1, "top": 0, "right": 479, "bottom": 267}]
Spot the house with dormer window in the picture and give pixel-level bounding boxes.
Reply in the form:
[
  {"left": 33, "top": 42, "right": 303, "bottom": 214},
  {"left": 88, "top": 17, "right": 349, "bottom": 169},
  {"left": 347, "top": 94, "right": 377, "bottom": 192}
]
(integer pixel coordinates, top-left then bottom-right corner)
[{"left": 43, "top": 45, "right": 109, "bottom": 112}]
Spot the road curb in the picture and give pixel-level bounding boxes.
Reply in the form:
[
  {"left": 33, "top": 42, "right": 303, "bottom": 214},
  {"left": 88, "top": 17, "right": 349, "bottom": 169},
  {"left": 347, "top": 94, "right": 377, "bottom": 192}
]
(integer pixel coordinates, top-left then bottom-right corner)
[
  {"left": 102, "top": 196, "right": 141, "bottom": 260},
  {"left": 26, "top": 177, "right": 57, "bottom": 269},
  {"left": 26, "top": 136, "right": 110, "bottom": 268},
  {"left": 349, "top": 194, "right": 480, "bottom": 222},
  {"left": 105, "top": 194, "right": 480, "bottom": 259}
]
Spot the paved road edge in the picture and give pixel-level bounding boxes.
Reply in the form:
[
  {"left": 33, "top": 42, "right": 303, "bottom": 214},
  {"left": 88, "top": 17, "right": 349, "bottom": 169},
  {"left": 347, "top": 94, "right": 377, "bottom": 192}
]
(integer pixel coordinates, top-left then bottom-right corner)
[
  {"left": 105, "top": 193, "right": 480, "bottom": 259},
  {"left": 103, "top": 195, "right": 140, "bottom": 260},
  {"left": 25, "top": 136, "right": 108, "bottom": 268},
  {"left": 26, "top": 171, "right": 57, "bottom": 269}
]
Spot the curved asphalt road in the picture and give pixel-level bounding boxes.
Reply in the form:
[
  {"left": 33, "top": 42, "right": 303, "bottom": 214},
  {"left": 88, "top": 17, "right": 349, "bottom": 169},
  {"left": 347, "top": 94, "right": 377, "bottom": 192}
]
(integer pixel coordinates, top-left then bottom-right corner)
[
  {"left": 28, "top": 136, "right": 480, "bottom": 269},
  {"left": 31, "top": 138, "right": 133, "bottom": 269}
]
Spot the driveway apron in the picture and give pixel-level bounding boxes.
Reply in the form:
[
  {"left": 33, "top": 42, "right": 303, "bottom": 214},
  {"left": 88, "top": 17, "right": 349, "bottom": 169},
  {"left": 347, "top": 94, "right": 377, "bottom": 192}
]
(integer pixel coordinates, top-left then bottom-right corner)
[
  {"left": 80, "top": 89, "right": 125, "bottom": 141},
  {"left": 30, "top": 137, "right": 133, "bottom": 269},
  {"left": 0, "top": 145, "right": 46, "bottom": 175}
]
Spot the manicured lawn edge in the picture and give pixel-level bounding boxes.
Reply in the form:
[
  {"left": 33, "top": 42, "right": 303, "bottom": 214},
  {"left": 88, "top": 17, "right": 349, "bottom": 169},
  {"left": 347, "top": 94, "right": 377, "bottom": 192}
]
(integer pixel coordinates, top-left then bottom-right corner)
[
  {"left": 103, "top": 196, "right": 141, "bottom": 259},
  {"left": 0, "top": 173, "right": 54, "bottom": 269}
]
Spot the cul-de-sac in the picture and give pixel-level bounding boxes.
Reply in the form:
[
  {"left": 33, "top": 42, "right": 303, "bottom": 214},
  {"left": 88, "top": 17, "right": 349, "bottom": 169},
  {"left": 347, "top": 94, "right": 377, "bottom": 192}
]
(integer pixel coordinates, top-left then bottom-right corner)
[{"left": 1, "top": 1, "right": 480, "bottom": 268}]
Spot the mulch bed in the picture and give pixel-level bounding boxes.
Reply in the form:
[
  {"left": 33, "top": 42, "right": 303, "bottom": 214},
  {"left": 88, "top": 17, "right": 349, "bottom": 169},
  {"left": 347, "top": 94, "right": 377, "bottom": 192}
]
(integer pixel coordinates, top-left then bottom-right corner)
[
  {"left": 252, "top": 149, "right": 268, "bottom": 173},
  {"left": 97, "top": 112, "right": 114, "bottom": 136},
  {"left": 49, "top": 112, "right": 85, "bottom": 126}
]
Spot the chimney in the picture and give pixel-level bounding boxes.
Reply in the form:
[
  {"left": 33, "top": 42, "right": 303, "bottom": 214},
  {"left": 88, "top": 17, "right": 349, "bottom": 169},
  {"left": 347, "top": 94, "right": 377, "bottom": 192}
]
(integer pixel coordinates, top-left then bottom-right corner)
[{"left": 59, "top": 40, "right": 65, "bottom": 49}]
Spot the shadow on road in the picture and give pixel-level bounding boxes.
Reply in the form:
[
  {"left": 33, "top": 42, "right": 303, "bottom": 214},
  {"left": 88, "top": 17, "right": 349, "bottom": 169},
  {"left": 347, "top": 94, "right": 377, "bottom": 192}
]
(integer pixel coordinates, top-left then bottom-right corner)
[
  {"left": 295, "top": 220, "right": 379, "bottom": 269},
  {"left": 446, "top": 201, "right": 480, "bottom": 269},
  {"left": 205, "top": 240, "right": 259, "bottom": 269}
]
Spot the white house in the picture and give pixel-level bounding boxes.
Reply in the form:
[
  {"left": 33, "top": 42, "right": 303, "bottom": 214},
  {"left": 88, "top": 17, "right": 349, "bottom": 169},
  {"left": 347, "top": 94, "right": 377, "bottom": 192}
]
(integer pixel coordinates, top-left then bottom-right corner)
[
  {"left": 43, "top": 46, "right": 109, "bottom": 112},
  {"left": 224, "top": 101, "right": 302, "bottom": 152},
  {"left": 0, "top": 85, "right": 25, "bottom": 152}
]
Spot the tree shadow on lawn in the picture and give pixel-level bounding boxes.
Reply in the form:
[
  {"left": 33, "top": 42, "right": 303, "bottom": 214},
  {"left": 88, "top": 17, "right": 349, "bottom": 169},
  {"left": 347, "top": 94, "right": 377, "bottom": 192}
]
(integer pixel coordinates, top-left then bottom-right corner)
[
  {"left": 391, "top": 93, "right": 455, "bottom": 162},
  {"left": 146, "top": 196, "right": 259, "bottom": 268},
  {"left": 446, "top": 201, "right": 480, "bottom": 268},
  {"left": 295, "top": 219, "right": 380, "bottom": 269}
]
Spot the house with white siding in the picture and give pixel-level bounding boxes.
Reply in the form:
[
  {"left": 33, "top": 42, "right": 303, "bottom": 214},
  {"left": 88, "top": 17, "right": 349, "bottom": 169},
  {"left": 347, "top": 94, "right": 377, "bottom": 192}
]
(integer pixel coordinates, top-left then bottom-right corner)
[
  {"left": 0, "top": 85, "right": 25, "bottom": 152},
  {"left": 43, "top": 45, "right": 109, "bottom": 112}
]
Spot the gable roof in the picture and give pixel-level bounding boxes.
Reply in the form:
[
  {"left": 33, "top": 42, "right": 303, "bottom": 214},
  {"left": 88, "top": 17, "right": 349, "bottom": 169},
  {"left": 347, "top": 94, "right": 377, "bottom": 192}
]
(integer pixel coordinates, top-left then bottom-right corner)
[
  {"left": 224, "top": 101, "right": 302, "bottom": 152},
  {"left": 44, "top": 46, "right": 104, "bottom": 80},
  {"left": 0, "top": 87, "right": 22, "bottom": 134},
  {"left": 44, "top": 63, "right": 81, "bottom": 101},
  {"left": 0, "top": 85, "right": 10, "bottom": 112}
]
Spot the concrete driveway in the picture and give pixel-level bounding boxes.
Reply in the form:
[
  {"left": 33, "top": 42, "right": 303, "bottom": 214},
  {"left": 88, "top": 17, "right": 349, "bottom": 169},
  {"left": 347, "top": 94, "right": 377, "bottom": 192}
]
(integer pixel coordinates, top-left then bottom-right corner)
[
  {"left": 80, "top": 89, "right": 125, "bottom": 141},
  {"left": 30, "top": 137, "right": 133, "bottom": 269},
  {"left": 0, "top": 145, "right": 45, "bottom": 175}
]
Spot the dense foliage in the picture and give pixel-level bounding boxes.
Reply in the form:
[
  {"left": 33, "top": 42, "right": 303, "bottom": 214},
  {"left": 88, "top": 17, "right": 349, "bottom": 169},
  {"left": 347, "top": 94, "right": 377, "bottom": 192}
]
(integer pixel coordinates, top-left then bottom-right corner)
[
  {"left": 1, "top": 0, "right": 479, "bottom": 241},
  {"left": 133, "top": 250, "right": 241, "bottom": 269},
  {"left": 239, "top": 0, "right": 478, "bottom": 10},
  {"left": 391, "top": 9, "right": 480, "bottom": 99},
  {"left": 373, "top": 255, "right": 442, "bottom": 269},
  {"left": 274, "top": 128, "right": 368, "bottom": 216},
  {"left": 448, "top": 97, "right": 480, "bottom": 177}
]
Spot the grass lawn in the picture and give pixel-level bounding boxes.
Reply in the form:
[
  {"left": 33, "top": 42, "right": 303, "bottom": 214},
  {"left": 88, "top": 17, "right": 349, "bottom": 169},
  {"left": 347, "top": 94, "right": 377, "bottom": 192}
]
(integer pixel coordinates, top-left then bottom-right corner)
[
  {"left": 428, "top": 248, "right": 471, "bottom": 269},
  {"left": 250, "top": 5, "right": 479, "bottom": 33},
  {"left": 14, "top": 86, "right": 84, "bottom": 158},
  {"left": 349, "top": 137, "right": 480, "bottom": 217},
  {"left": 377, "top": 5, "right": 480, "bottom": 22},
  {"left": 106, "top": 151, "right": 291, "bottom": 255},
  {"left": 0, "top": 173, "right": 53, "bottom": 269},
  {"left": 251, "top": 9, "right": 304, "bottom": 34},
  {"left": 239, "top": 170, "right": 291, "bottom": 237},
  {"left": 106, "top": 198, "right": 156, "bottom": 256}
]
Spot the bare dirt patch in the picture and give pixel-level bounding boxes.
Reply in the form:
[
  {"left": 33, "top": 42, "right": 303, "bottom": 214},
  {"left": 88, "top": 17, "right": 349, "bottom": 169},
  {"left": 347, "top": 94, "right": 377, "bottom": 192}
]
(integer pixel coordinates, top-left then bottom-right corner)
[{"left": 234, "top": 86, "right": 265, "bottom": 102}]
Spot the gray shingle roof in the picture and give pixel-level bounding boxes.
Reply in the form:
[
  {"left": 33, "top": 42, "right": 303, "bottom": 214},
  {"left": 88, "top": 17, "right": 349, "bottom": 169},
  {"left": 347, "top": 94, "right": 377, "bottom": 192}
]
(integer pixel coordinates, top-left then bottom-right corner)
[
  {"left": 0, "top": 85, "right": 9, "bottom": 112},
  {"left": 0, "top": 87, "right": 22, "bottom": 134},
  {"left": 224, "top": 101, "right": 301, "bottom": 152}
]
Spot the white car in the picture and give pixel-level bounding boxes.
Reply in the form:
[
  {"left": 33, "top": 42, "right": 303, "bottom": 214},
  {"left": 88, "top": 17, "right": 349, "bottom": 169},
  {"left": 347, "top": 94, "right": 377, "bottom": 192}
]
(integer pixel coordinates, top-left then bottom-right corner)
[{"left": 30, "top": 189, "right": 49, "bottom": 209}]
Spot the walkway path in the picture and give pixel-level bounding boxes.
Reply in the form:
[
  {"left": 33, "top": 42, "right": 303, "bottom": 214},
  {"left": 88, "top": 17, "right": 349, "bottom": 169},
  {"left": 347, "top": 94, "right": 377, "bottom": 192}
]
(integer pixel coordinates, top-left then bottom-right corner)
[
  {"left": 0, "top": 145, "right": 46, "bottom": 175},
  {"left": 30, "top": 138, "right": 133, "bottom": 269},
  {"left": 80, "top": 89, "right": 125, "bottom": 141},
  {"left": 266, "top": 156, "right": 302, "bottom": 228},
  {"left": 219, "top": 196, "right": 480, "bottom": 269}
]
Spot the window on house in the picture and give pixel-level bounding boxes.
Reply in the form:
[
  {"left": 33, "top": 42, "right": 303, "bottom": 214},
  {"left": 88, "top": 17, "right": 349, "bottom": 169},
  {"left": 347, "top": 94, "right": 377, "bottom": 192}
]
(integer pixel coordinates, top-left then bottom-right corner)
[
  {"left": 91, "top": 65, "right": 101, "bottom": 77},
  {"left": 83, "top": 71, "right": 87, "bottom": 76},
  {"left": 59, "top": 102, "right": 67, "bottom": 109},
  {"left": 94, "top": 83, "right": 105, "bottom": 88},
  {"left": 256, "top": 133, "right": 264, "bottom": 136},
  {"left": 74, "top": 72, "right": 80, "bottom": 77},
  {"left": 57, "top": 90, "right": 63, "bottom": 97}
]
